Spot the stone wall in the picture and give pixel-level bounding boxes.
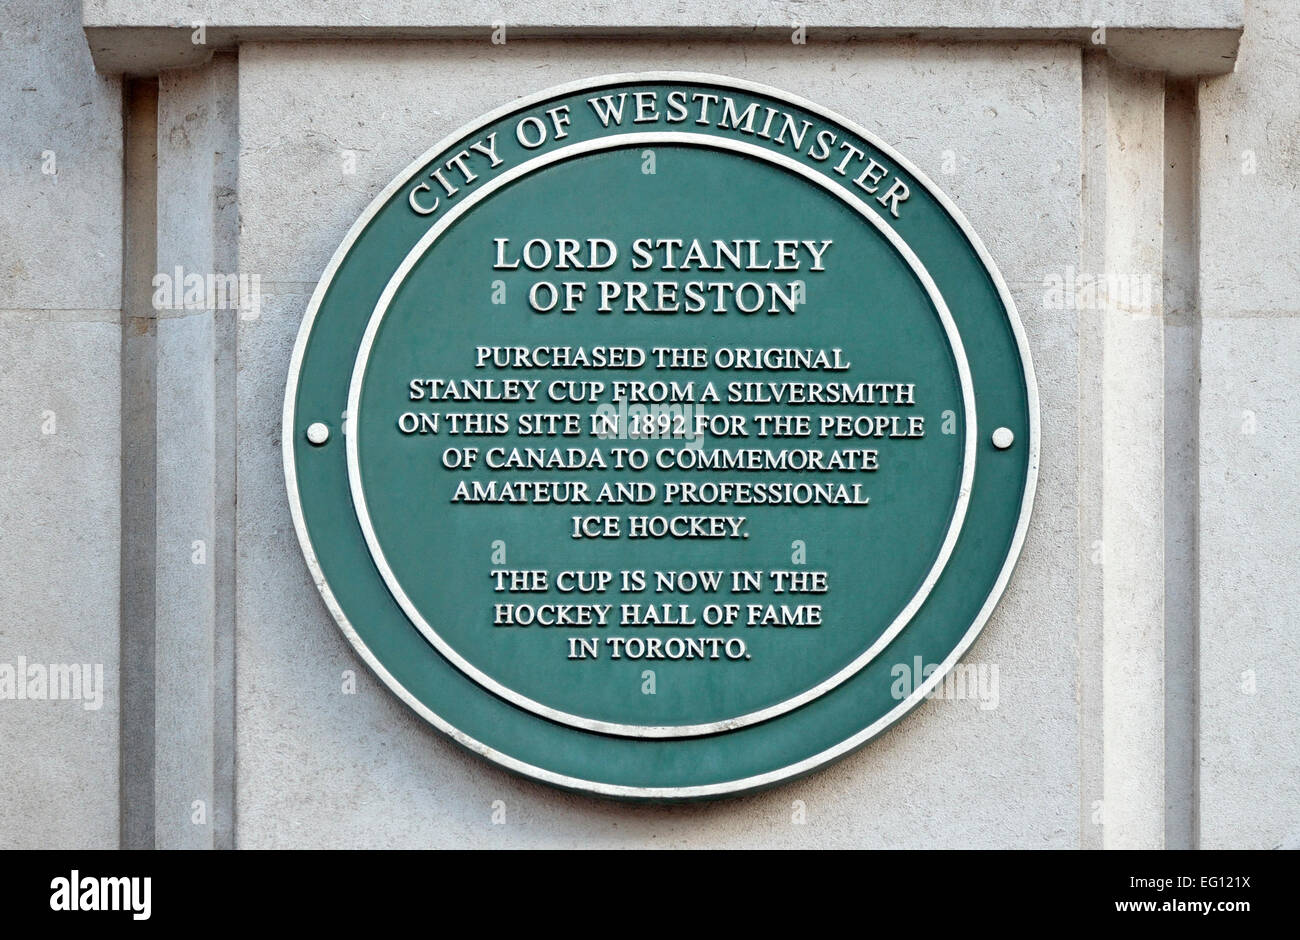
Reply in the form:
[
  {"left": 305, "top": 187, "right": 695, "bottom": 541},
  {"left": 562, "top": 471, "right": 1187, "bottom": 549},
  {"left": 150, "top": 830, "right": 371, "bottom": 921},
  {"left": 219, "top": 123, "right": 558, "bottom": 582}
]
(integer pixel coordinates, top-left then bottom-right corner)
[{"left": 1, "top": 0, "right": 1296, "bottom": 850}]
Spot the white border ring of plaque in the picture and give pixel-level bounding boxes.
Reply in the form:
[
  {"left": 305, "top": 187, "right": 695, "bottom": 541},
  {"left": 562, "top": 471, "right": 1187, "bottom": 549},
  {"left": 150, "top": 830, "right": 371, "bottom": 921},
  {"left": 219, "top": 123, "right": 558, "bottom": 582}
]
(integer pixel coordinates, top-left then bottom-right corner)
[{"left": 284, "top": 72, "right": 1041, "bottom": 798}]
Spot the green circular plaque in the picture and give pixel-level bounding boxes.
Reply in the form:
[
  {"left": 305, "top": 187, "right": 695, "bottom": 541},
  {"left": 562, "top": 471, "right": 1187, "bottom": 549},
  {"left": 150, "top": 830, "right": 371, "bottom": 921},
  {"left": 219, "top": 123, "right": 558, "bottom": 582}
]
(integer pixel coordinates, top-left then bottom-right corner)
[{"left": 284, "top": 73, "right": 1038, "bottom": 798}]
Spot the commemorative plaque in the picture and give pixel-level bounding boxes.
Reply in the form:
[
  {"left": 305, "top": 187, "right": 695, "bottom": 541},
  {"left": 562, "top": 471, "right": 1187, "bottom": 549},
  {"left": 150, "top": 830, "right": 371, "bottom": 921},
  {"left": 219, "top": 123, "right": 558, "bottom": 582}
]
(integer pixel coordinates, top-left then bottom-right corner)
[{"left": 284, "top": 73, "right": 1037, "bottom": 798}]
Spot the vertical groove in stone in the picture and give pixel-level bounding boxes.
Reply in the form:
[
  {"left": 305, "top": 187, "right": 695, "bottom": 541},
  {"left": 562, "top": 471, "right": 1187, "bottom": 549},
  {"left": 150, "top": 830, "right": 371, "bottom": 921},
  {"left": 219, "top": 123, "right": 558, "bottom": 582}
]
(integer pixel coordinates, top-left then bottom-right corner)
[
  {"left": 120, "top": 76, "right": 159, "bottom": 850},
  {"left": 1076, "top": 48, "right": 1109, "bottom": 851},
  {"left": 1162, "top": 77, "right": 1200, "bottom": 850},
  {"left": 210, "top": 51, "right": 240, "bottom": 851}
]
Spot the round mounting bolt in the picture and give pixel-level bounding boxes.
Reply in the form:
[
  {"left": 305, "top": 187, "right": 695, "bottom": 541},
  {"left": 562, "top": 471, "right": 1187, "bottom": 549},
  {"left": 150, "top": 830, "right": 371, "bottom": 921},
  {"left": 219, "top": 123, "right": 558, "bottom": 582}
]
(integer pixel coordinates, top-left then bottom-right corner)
[
  {"left": 991, "top": 427, "right": 1015, "bottom": 450},
  {"left": 306, "top": 422, "right": 330, "bottom": 445}
]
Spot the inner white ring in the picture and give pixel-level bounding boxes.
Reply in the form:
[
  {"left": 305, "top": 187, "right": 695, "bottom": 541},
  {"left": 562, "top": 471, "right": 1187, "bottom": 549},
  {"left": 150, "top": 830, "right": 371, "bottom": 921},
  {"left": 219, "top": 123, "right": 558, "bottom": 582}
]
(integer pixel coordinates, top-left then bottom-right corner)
[{"left": 346, "top": 132, "right": 978, "bottom": 739}]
